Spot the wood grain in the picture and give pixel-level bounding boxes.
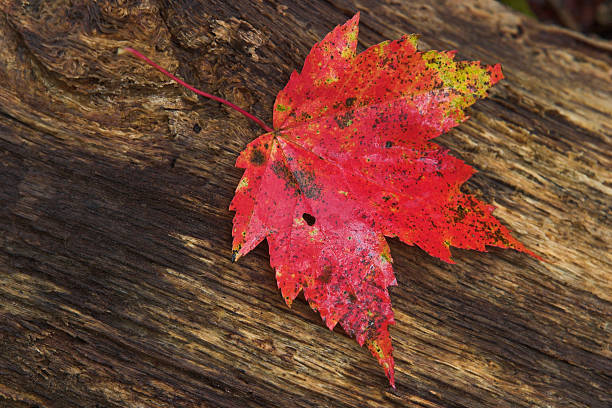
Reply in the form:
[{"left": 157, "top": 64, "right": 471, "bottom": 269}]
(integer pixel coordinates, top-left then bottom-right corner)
[{"left": 0, "top": 1, "right": 610, "bottom": 407}]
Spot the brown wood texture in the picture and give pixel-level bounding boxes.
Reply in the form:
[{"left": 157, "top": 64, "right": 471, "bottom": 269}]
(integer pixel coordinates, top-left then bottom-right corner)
[{"left": 0, "top": 1, "right": 610, "bottom": 407}]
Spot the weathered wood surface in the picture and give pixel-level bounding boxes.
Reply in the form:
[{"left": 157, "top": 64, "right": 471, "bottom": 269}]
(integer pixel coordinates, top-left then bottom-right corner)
[{"left": 0, "top": 1, "right": 610, "bottom": 407}]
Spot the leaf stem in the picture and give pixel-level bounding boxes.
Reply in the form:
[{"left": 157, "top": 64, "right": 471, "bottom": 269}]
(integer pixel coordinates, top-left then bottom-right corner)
[{"left": 118, "top": 47, "right": 274, "bottom": 133}]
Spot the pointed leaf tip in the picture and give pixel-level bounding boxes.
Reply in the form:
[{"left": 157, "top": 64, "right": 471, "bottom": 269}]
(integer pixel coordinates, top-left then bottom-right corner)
[{"left": 488, "top": 63, "right": 504, "bottom": 85}]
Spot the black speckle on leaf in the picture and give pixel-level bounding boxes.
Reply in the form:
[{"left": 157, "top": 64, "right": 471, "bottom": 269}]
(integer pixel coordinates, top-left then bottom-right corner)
[
  {"left": 345, "top": 97, "right": 357, "bottom": 107},
  {"left": 271, "top": 161, "right": 300, "bottom": 195},
  {"left": 193, "top": 123, "right": 202, "bottom": 133},
  {"left": 318, "top": 265, "right": 332, "bottom": 284},
  {"left": 293, "top": 169, "right": 321, "bottom": 199},
  {"left": 385, "top": 141, "right": 393, "bottom": 148},
  {"left": 334, "top": 110, "right": 355, "bottom": 129}
]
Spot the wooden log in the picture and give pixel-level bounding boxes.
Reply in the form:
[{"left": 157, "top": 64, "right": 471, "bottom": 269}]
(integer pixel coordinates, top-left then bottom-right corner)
[{"left": 0, "top": 1, "right": 610, "bottom": 407}]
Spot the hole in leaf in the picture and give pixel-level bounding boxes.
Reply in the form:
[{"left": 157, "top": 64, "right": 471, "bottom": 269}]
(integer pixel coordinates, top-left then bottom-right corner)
[
  {"left": 193, "top": 123, "right": 202, "bottom": 133},
  {"left": 302, "top": 213, "right": 316, "bottom": 226}
]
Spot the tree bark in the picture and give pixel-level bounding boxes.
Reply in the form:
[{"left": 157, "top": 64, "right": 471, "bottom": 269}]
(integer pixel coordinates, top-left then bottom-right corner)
[{"left": 0, "top": 1, "right": 610, "bottom": 407}]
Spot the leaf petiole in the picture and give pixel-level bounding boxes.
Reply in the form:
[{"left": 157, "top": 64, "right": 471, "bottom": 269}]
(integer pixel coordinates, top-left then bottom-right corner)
[{"left": 118, "top": 47, "right": 274, "bottom": 133}]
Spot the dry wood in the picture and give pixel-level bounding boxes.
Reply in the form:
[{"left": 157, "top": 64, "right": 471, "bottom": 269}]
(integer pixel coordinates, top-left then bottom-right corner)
[{"left": 0, "top": 1, "right": 610, "bottom": 407}]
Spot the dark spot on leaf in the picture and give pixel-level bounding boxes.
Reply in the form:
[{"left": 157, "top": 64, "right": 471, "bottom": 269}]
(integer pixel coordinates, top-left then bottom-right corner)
[
  {"left": 318, "top": 265, "right": 332, "bottom": 284},
  {"left": 385, "top": 141, "right": 393, "bottom": 148},
  {"left": 193, "top": 123, "right": 202, "bottom": 133},
  {"left": 250, "top": 149, "right": 265, "bottom": 166},
  {"left": 492, "top": 228, "right": 511, "bottom": 246},
  {"left": 170, "top": 157, "right": 177, "bottom": 168},
  {"left": 303, "top": 213, "right": 316, "bottom": 226},
  {"left": 271, "top": 161, "right": 300, "bottom": 194},
  {"left": 293, "top": 169, "right": 322, "bottom": 199},
  {"left": 345, "top": 97, "right": 356, "bottom": 107},
  {"left": 334, "top": 110, "right": 355, "bottom": 129}
]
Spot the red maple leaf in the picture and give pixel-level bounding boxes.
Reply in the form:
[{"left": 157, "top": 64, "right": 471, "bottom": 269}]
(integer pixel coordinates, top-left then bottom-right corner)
[
  {"left": 121, "top": 13, "right": 538, "bottom": 388},
  {"left": 229, "top": 13, "right": 536, "bottom": 387}
]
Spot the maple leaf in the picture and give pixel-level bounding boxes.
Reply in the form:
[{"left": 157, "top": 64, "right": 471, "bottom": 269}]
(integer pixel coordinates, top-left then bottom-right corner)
[
  {"left": 120, "top": 13, "right": 538, "bottom": 388},
  {"left": 229, "top": 13, "right": 536, "bottom": 387}
]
